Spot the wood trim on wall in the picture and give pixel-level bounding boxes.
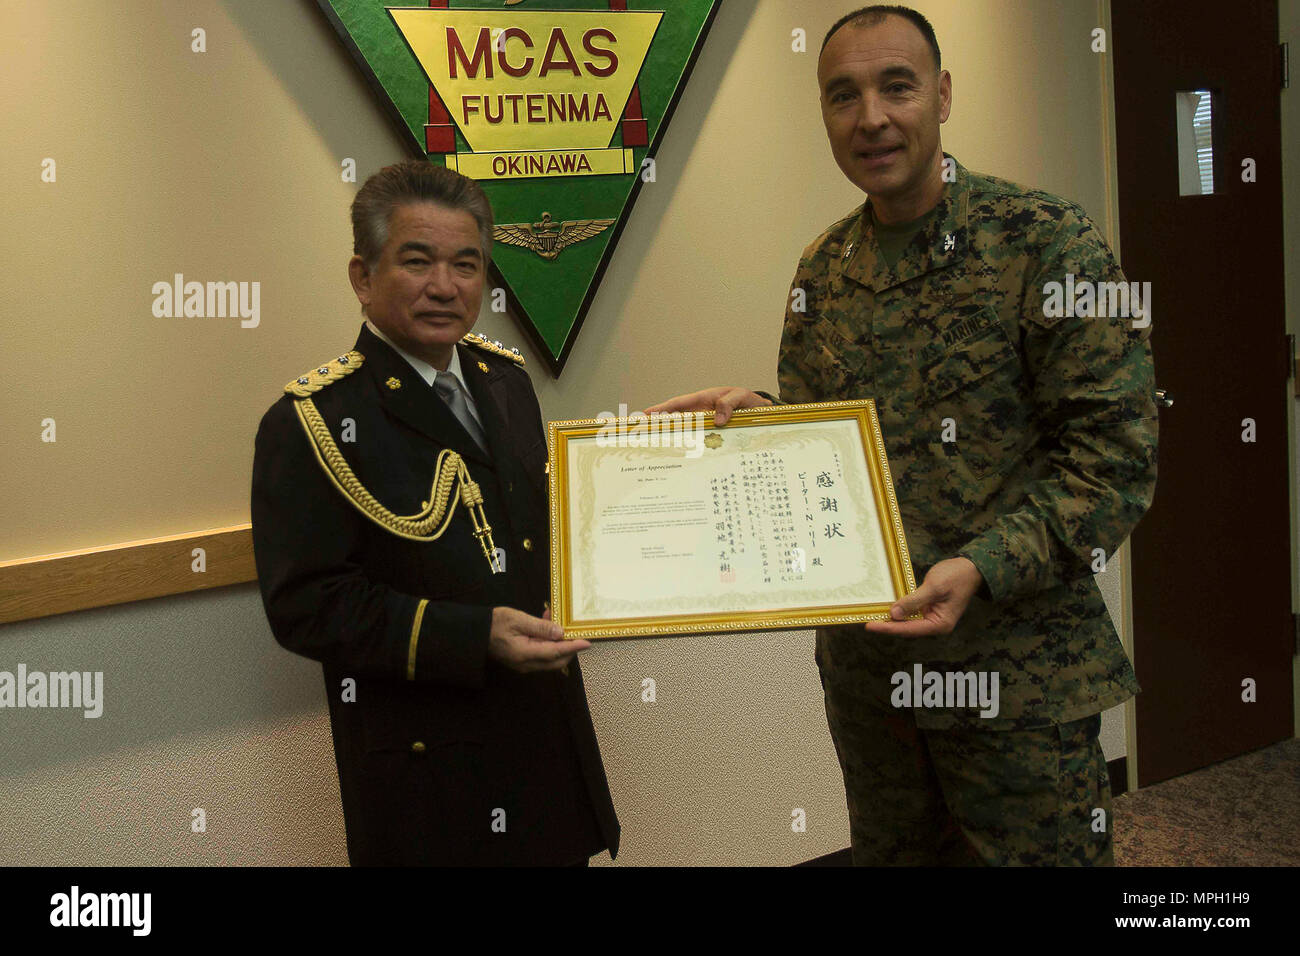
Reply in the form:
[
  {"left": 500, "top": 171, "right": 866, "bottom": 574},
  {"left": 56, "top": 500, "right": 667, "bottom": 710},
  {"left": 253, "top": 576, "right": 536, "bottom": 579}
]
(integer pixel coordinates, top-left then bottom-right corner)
[{"left": 0, "top": 526, "right": 255, "bottom": 626}]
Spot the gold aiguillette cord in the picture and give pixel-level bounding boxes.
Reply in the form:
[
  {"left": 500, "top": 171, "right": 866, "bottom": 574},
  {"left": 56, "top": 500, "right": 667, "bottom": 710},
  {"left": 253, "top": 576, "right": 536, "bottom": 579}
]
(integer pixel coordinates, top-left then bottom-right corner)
[{"left": 294, "top": 397, "right": 502, "bottom": 573}]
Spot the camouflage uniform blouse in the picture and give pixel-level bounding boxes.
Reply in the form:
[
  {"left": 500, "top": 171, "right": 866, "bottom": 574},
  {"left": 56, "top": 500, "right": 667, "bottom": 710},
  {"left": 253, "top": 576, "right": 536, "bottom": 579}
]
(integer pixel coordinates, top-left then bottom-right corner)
[{"left": 778, "top": 157, "right": 1158, "bottom": 728}]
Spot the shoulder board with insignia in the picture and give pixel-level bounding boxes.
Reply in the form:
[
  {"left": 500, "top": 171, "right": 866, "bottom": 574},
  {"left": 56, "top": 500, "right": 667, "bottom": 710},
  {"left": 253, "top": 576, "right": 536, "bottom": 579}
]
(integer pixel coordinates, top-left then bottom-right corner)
[
  {"left": 461, "top": 332, "right": 525, "bottom": 366},
  {"left": 284, "top": 350, "right": 365, "bottom": 397}
]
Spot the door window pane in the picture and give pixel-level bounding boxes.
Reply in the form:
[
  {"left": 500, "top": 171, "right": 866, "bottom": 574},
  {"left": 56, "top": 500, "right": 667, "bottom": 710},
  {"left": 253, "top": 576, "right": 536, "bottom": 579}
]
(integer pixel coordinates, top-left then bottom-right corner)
[{"left": 1175, "top": 90, "right": 1215, "bottom": 196}]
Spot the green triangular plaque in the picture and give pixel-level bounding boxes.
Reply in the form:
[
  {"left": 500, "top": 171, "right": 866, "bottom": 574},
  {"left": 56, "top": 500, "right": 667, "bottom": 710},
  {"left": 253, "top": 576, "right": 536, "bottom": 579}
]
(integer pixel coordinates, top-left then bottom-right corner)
[{"left": 316, "top": 0, "right": 720, "bottom": 375}]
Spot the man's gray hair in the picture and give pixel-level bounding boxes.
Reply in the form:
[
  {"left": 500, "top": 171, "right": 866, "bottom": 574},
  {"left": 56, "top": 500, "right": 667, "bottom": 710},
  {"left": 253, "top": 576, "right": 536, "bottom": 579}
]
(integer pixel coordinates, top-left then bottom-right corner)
[{"left": 351, "top": 159, "right": 494, "bottom": 269}]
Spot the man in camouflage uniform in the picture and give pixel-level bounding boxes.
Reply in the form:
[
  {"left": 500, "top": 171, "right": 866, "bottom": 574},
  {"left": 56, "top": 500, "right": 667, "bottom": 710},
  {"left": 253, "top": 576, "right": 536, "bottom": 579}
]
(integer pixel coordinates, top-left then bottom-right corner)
[{"left": 649, "top": 5, "right": 1156, "bottom": 865}]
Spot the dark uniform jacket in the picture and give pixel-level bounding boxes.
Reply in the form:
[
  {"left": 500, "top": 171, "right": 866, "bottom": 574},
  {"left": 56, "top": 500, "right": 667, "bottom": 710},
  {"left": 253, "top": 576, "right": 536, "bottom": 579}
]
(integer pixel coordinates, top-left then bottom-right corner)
[{"left": 251, "top": 323, "right": 619, "bottom": 864}]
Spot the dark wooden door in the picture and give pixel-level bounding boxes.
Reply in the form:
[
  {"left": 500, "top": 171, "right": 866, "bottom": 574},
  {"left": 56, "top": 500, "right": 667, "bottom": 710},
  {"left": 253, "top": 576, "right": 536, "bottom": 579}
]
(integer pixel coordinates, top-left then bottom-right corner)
[{"left": 1113, "top": 0, "right": 1293, "bottom": 787}]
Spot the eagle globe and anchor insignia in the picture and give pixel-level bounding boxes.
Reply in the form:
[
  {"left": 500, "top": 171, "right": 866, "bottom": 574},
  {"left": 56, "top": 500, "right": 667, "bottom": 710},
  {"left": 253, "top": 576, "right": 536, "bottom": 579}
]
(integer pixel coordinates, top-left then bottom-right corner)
[{"left": 316, "top": 0, "right": 720, "bottom": 375}]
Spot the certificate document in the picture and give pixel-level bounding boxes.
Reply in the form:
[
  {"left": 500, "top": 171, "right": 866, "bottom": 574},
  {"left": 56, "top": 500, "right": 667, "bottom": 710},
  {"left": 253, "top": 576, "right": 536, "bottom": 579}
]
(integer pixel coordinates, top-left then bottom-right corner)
[{"left": 547, "top": 400, "right": 917, "bottom": 639}]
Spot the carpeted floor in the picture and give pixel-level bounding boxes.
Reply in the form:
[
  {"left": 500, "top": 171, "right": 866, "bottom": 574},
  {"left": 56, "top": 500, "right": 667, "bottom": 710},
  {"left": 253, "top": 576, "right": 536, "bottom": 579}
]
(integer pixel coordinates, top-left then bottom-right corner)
[{"left": 1114, "top": 737, "right": 1300, "bottom": 866}]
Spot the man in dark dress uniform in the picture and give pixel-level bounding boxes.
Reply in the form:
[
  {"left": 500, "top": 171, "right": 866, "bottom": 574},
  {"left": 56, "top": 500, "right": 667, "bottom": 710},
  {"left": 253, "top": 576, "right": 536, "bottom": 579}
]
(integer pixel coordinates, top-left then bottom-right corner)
[{"left": 251, "top": 160, "right": 619, "bottom": 865}]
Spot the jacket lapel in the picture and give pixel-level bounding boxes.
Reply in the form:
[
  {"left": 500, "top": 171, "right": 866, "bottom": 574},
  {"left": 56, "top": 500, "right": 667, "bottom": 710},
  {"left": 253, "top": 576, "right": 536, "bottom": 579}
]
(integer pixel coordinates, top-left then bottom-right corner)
[
  {"left": 354, "top": 324, "right": 494, "bottom": 469},
  {"left": 459, "top": 343, "right": 512, "bottom": 468}
]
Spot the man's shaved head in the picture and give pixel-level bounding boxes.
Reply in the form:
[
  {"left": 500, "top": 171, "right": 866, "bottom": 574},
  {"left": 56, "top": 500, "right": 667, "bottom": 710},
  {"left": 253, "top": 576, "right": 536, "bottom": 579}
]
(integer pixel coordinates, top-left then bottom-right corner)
[{"left": 821, "top": 4, "right": 942, "bottom": 71}]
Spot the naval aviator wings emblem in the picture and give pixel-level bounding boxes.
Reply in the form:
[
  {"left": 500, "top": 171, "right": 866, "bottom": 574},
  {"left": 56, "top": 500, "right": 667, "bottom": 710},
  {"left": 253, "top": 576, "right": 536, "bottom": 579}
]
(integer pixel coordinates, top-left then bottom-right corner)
[{"left": 494, "top": 212, "right": 615, "bottom": 261}]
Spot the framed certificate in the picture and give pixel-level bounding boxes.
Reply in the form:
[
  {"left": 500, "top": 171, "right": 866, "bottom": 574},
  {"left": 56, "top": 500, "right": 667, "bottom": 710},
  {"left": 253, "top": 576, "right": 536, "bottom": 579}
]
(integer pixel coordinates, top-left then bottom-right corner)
[{"left": 547, "top": 399, "right": 917, "bottom": 639}]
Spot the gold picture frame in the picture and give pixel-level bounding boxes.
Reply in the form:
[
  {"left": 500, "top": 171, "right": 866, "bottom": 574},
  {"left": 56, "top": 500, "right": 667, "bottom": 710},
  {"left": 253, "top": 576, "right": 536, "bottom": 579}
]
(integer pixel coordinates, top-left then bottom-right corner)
[{"left": 547, "top": 399, "right": 917, "bottom": 640}]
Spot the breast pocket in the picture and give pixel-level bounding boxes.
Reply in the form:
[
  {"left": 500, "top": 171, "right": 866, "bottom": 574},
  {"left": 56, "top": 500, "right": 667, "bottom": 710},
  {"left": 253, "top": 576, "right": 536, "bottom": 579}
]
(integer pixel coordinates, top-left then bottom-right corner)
[
  {"left": 803, "top": 317, "right": 871, "bottom": 399},
  {"left": 920, "top": 315, "right": 1026, "bottom": 480}
]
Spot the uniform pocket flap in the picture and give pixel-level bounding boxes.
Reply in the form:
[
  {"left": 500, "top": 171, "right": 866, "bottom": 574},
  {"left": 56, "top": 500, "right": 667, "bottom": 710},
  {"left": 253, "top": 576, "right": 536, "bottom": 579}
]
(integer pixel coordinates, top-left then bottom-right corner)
[
  {"left": 922, "top": 314, "right": 1018, "bottom": 403},
  {"left": 807, "top": 316, "right": 871, "bottom": 382},
  {"left": 359, "top": 682, "right": 486, "bottom": 752}
]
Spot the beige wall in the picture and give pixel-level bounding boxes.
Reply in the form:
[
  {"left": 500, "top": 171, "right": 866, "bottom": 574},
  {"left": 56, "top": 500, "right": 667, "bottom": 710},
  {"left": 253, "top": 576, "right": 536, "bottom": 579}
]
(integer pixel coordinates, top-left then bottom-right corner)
[{"left": 0, "top": 0, "right": 1132, "bottom": 865}]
